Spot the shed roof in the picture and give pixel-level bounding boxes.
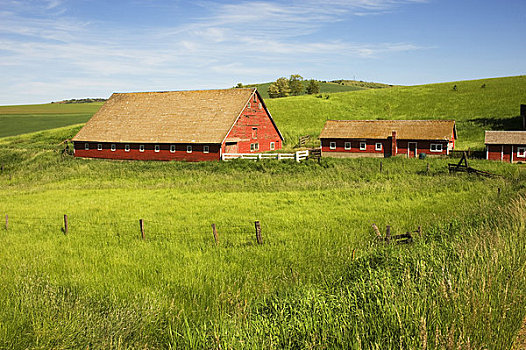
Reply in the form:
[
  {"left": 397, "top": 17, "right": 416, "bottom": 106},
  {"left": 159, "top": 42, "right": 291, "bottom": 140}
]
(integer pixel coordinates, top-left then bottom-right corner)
[
  {"left": 72, "top": 88, "right": 271, "bottom": 144},
  {"left": 319, "top": 120, "right": 456, "bottom": 141},
  {"left": 485, "top": 131, "right": 526, "bottom": 145}
]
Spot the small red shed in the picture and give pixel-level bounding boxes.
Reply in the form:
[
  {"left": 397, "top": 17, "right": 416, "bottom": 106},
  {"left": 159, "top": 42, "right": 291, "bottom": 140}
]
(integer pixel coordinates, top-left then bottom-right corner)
[
  {"left": 72, "top": 88, "right": 283, "bottom": 161},
  {"left": 319, "top": 120, "right": 456, "bottom": 158},
  {"left": 485, "top": 131, "right": 526, "bottom": 163}
]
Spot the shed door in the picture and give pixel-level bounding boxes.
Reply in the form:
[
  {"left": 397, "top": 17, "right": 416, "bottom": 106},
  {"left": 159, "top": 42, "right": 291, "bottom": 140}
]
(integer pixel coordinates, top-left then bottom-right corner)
[{"left": 408, "top": 142, "right": 417, "bottom": 158}]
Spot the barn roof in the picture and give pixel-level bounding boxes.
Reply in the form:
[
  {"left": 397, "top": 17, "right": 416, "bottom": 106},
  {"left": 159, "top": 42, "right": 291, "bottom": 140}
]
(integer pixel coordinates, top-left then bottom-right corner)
[
  {"left": 72, "top": 88, "right": 279, "bottom": 144},
  {"left": 319, "top": 120, "right": 456, "bottom": 141},
  {"left": 485, "top": 131, "right": 526, "bottom": 145}
]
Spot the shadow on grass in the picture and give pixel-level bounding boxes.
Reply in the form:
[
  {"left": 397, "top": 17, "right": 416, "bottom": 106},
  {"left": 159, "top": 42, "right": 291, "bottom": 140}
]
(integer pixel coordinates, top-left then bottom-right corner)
[{"left": 468, "top": 115, "right": 524, "bottom": 130}]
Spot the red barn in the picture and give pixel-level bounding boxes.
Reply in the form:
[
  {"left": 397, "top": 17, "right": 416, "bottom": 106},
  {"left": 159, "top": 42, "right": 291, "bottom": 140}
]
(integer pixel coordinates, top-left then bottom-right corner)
[
  {"left": 485, "top": 131, "right": 526, "bottom": 163},
  {"left": 320, "top": 120, "right": 456, "bottom": 158},
  {"left": 72, "top": 88, "right": 283, "bottom": 161}
]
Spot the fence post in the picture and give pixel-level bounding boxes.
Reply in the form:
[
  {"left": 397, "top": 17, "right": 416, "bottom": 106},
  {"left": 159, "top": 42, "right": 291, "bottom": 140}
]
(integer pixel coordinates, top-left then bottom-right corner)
[
  {"left": 63, "top": 214, "right": 68, "bottom": 235},
  {"left": 385, "top": 225, "right": 391, "bottom": 243},
  {"left": 139, "top": 219, "right": 145, "bottom": 240},
  {"left": 295, "top": 151, "right": 299, "bottom": 162},
  {"left": 255, "top": 221, "right": 262, "bottom": 244},
  {"left": 498, "top": 187, "right": 501, "bottom": 197},
  {"left": 211, "top": 223, "right": 218, "bottom": 244},
  {"left": 380, "top": 161, "right": 383, "bottom": 173},
  {"left": 5, "top": 214, "right": 8, "bottom": 231},
  {"left": 417, "top": 226, "right": 422, "bottom": 236},
  {"left": 277, "top": 154, "right": 281, "bottom": 161},
  {"left": 426, "top": 162, "right": 430, "bottom": 174}
]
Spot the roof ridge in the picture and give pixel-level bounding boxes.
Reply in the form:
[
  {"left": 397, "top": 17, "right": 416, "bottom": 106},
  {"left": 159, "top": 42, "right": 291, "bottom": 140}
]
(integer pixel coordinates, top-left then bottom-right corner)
[{"left": 113, "top": 88, "right": 255, "bottom": 95}]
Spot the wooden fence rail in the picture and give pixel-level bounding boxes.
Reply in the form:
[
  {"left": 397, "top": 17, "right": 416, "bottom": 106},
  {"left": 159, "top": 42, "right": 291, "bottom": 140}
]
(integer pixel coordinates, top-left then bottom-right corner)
[{"left": 222, "top": 150, "right": 309, "bottom": 162}]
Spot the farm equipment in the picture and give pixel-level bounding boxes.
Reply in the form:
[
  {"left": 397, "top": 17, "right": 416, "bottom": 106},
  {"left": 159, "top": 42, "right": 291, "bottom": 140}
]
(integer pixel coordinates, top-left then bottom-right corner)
[{"left": 448, "top": 151, "right": 495, "bottom": 177}]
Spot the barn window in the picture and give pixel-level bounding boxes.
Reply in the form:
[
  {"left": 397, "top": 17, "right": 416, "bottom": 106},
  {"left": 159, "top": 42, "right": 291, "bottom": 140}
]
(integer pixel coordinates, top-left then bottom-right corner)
[
  {"left": 252, "top": 127, "right": 258, "bottom": 139},
  {"left": 187, "top": 145, "right": 192, "bottom": 153},
  {"left": 253, "top": 94, "right": 257, "bottom": 103},
  {"left": 154, "top": 145, "right": 160, "bottom": 153},
  {"left": 84, "top": 143, "right": 89, "bottom": 150},
  {"left": 517, "top": 147, "right": 526, "bottom": 158},
  {"left": 430, "top": 144, "right": 443, "bottom": 152},
  {"left": 203, "top": 145, "right": 209, "bottom": 153},
  {"left": 170, "top": 145, "right": 176, "bottom": 153},
  {"left": 247, "top": 102, "right": 251, "bottom": 108},
  {"left": 360, "top": 142, "right": 366, "bottom": 151},
  {"left": 329, "top": 142, "right": 336, "bottom": 150},
  {"left": 125, "top": 144, "right": 130, "bottom": 152},
  {"left": 97, "top": 144, "right": 102, "bottom": 151},
  {"left": 259, "top": 103, "right": 262, "bottom": 109},
  {"left": 270, "top": 142, "right": 275, "bottom": 150},
  {"left": 344, "top": 142, "right": 351, "bottom": 150},
  {"left": 375, "top": 143, "right": 382, "bottom": 151},
  {"left": 111, "top": 144, "right": 116, "bottom": 151},
  {"left": 139, "top": 145, "right": 145, "bottom": 152},
  {"left": 250, "top": 143, "right": 259, "bottom": 152}
]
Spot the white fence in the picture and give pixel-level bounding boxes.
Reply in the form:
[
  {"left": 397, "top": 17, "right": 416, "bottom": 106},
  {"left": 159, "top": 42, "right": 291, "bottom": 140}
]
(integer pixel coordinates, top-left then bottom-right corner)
[{"left": 222, "top": 150, "right": 309, "bottom": 162}]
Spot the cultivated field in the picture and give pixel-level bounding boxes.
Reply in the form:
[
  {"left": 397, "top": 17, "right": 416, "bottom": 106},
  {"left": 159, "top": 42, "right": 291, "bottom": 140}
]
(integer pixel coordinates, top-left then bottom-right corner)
[{"left": 1, "top": 75, "right": 525, "bottom": 348}]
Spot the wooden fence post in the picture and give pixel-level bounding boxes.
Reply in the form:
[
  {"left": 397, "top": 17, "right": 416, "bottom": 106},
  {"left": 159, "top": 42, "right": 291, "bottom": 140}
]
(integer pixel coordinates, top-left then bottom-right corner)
[
  {"left": 255, "top": 221, "right": 262, "bottom": 244},
  {"left": 417, "top": 226, "right": 422, "bottom": 236},
  {"left": 385, "top": 225, "right": 391, "bottom": 243},
  {"left": 139, "top": 219, "right": 145, "bottom": 240},
  {"left": 426, "top": 162, "right": 430, "bottom": 174},
  {"left": 380, "top": 161, "right": 383, "bottom": 173},
  {"left": 5, "top": 214, "right": 8, "bottom": 231},
  {"left": 211, "top": 223, "right": 218, "bottom": 244},
  {"left": 498, "top": 187, "right": 501, "bottom": 197},
  {"left": 63, "top": 214, "right": 68, "bottom": 235}
]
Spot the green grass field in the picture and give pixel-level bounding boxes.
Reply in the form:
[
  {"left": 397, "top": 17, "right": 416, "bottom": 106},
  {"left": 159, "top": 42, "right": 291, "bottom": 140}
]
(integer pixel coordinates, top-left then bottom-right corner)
[
  {"left": 0, "top": 102, "right": 103, "bottom": 138},
  {"left": 1, "top": 76, "right": 526, "bottom": 348},
  {"left": 243, "top": 81, "right": 366, "bottom": 99},
  {"left": 0, "top": 125, "right": 525, "bottom": 348}
]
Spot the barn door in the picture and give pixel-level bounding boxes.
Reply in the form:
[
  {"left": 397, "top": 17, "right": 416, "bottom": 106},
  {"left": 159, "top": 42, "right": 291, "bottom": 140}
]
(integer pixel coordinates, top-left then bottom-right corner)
[
  {"left": 225, "top": 142, "right": 238, "bottom": 153},
  {"left": 408, "top": 142, "right": 417, "bottom": 158}
]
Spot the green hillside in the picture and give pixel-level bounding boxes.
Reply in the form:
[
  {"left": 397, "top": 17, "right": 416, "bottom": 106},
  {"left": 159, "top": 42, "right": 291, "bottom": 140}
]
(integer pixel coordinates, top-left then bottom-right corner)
[
  {"left": 245, "top": 80, "right": 366, "bottom": 99},
  {"left": 266, "top": 75, "right": 526, "bottom": 150},
  {"left": 0, "top": 102, "right": 103, "bottom": 138}
]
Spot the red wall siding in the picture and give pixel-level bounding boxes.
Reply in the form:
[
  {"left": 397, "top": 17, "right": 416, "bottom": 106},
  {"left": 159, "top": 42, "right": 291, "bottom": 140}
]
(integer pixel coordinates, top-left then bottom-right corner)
[
  {"left": 321, "top": 139, "right": 448, "bottom": 157},
  {"left": 487, "top": 145, "right": 503, "bottom": 161},
  {"left": 486, "top": 144, "right": 526, "bottom": 163},
  {"left": 74, "top": 142, "right": 220, "bottom": 161},
  {"left": 224, "top": 93, "right": 282, "bottom": 153}
]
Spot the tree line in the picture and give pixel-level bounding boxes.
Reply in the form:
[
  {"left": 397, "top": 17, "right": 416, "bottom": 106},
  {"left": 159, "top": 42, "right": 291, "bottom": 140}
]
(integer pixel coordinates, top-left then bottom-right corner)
[{"left": 235, "top": 75, "right": 320, "bottom": 98}]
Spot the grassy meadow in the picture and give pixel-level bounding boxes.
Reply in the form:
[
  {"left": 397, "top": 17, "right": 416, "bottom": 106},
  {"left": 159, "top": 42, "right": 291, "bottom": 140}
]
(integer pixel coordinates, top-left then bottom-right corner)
[{"left": 0, "top": 124, "right": 526, "bottom": 348}]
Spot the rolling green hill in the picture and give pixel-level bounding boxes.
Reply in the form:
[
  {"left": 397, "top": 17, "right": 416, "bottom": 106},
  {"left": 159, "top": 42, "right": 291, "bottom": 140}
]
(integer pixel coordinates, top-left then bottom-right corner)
[
  {"left": 0, "top": 102, "right": 103, "bottom": 138},
  {"left": 244, "top": 80, "right": 367, "bottom": 99}
]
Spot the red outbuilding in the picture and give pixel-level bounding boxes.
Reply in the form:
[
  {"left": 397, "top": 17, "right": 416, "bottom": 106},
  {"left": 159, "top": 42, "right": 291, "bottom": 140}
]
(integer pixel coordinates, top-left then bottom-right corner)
[
  {"left": 72, "top": 88, "right": 283, "bottom": 161},
  {"left": 485, "top": 131, "right": 526, "bottom": 163},
  {"left": 319, "top": 120, "right": 456, "bottom": 158}
]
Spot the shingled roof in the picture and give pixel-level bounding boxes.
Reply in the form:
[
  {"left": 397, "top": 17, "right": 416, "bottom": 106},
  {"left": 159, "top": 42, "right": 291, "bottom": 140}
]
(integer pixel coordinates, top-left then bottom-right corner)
[
  {"left": 72, "top": 88, "right": 267, "bottom": 144},
  {"left": 485, "top": 131, "right": 526, "bottom": 145},
  {"left": 319, "top": 120, "right": 456, "bottom": 141}
]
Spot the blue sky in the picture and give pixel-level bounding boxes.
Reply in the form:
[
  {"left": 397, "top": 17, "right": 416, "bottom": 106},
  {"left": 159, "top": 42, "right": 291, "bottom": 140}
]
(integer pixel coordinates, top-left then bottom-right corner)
[{"left": 0, "top": 0, "right": 524, "bottom": 105}]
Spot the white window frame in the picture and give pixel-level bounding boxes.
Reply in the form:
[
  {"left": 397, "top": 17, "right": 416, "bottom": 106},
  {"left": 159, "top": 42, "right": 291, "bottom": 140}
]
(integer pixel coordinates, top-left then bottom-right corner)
[
  {"left": 110, "top": 144, "right": 116, "bottom": 152},
  {"left": 154, "top": 145, "right": 160, "bottom": 153},
  {"left": 250, "top": 143, "right": 259, "bottom": 152},
  {"left": 170, "top": 145, "right": 176, "bottom": 153},
  {"left": 203, "top": 145, "right": 209, "bottom": 154},
  {"left": 329, "top": 142, "right": 336, "bottom": 150},
  {"left": 97, "top": 144, "right": 102, "bottom": 151},
  {"left": 430, "top": 143, "right": 443, "bottom": 152},
  {"left": 270, "top": 142, "right": 275, "bottom": 150},
  {"left": 247, "top": 102, "right": 251, "bottom": 108},
  {"left": 125, "top": 144, "right": 130, "bottom": 152},
  {"left": 375, "top": 143, "right": 382, "bottom": 151},
  {"left": 187, "top": 145, "right": 192, "bottom": 153},
  {"left": 84, "top": 143, "right": 89, "bottom": 150},
  {"left": 360, "top": 142, "right": 366, "bottom": 151},
  {"left": 258, "top": 103, "right": 262, "bottom": 109},
  {"left": 517, "top": 146, "right": 526, "bottom": 158},
  {"left": 139, "top": 145, "right": 145, "bottom": 152},
  {"left": 344, "top": 142, "right": 351, "bottom": 150}
]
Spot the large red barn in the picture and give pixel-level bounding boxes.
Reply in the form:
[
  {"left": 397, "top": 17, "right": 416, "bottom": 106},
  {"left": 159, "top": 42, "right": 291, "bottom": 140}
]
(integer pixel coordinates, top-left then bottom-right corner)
[
  {"left": 72, "top": 88, "right": 283, "bottom": 161},
  {"left": 319, "top": 120, "right": 456, "bottom": 158},
  {"left": 485, "top": 131, "right": 526, "bottom": 163}
]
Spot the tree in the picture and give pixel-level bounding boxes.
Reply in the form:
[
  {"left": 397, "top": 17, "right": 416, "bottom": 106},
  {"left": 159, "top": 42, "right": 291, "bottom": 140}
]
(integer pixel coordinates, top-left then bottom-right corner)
[
  {"left": 275, "top": 77, "right": 291, "bottom": 97},
  {"left": 305, "top": 79, "right": 320, "bottom": 95},
  {"left": 268, "top": 83, "right": 280, "bottom": 98},
  {"left": 235, "top": 83, "right": 244, "bottom": 88},
  {"left": 289, "top": 74, "right": 304, "bottom": 95}
]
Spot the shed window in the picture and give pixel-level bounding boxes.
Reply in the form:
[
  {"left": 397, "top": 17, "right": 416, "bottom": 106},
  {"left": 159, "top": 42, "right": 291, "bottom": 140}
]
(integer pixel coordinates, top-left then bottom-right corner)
[
  {"left": 252, "top": 127, "right": 258, "bottom": 139},
  {"left": 517, "top": 147, "right": 526, "bottom": 158},
  {"left": 360, "top": 142, "right": 366, "bottom": 151},
  {"left": 187, "top": 145, "right": 192, "bottom": 153},
  {"left": 329, "top": 142, "right": 336, "bottom": 150},
  {"left": 270, "top": 142, "right": 275, "bottom": 150},
  {"left": 250, "top": 143, "right": 259, "bottom": 152},
  {"left": 247, "top": 102, "right": 251, "bottom": 108},
  {"left": 110, "top": 144, "right": 116, "bottom": 152},
  {"left": 344, "top": 142, "right": 351, "bottom": 150},
  {"left": 375, "top": 143, "right": 382, "bottom": 151},
  {"left": 253, "top": 95, "right": 257, "bottom": 103},
  {"left": 97, "top": 144, "right": 102, "bottom": 151},
  {"left": 170, "top": 145, "right": 176, "bottom": 153},
  {"left": 125, "top": 144, "right": 130, "bottom": 152},
  {"left": 430, "top": 144, "right": 443, "bottom": 152},
  {"left": 154, "top": 145, "right": 160, "bottom": 153},
  {"left": 139, "top": 145, "right": 145, "bottom": 152},
  {"left": 84, "top": 143, "right": 89, "bottom": 150},
  {"left": 259, "top": 103, "right": 262, "bottom": 109},
  {"left": 203, "top": 145, "right": 209, "bottom": 153}
]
